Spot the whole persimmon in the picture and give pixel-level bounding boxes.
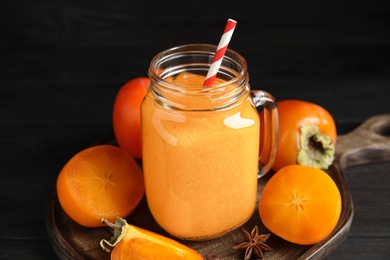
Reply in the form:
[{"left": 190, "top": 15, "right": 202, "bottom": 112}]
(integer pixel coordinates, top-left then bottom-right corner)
[
  {"left": 259, "top": 165, "right": 342, "bottom": 245},
  {"left": 56, "top": 145, "right": 144, "bottom": 227},
  {"left": 263, "top": 100, "right": 337, "bottom": 172},
  {"left": 113, "top": 77, "right": 149, "bottom": 159}
]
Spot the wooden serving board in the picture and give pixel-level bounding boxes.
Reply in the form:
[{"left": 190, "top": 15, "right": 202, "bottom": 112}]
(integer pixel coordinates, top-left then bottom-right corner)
[{"left": 45, "top": 114, "right": 390, "bottom": 260}]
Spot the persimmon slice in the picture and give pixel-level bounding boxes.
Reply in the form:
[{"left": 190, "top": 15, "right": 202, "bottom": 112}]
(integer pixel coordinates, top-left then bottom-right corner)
[
  {"left": 259, "top": 165, "right": 342, "bottom": 245},
  {"left": 101, "top": 218, "right": 203, "bottom": 260}
]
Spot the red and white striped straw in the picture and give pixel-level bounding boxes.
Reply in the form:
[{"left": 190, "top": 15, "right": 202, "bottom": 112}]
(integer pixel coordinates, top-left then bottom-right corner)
[{"left": 203, "top": 19, "right": 237, "bottom": 87}]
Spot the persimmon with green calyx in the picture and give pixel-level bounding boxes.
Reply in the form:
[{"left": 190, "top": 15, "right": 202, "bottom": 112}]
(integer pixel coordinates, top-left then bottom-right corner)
[
  {"left": 100, "top": 217, "right": 203, "bottom": 260},
  {"left": 270, "top": 100, "right": 337, "bottom": 172}
]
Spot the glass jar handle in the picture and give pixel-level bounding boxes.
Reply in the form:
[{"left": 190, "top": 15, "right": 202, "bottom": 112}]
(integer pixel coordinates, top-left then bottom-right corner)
[{"left": 250, "top": 90, "right": 279, "bottom": 178}]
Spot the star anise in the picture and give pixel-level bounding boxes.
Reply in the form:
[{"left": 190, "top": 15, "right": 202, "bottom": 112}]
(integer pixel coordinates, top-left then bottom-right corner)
[{"left": 233, "top": 226, "right": 273, "bottom": 259}]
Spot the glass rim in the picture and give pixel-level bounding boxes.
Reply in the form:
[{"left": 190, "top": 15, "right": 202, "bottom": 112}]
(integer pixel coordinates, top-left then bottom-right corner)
[{"left": 148, "top": 43, "right": 247, "bottom": 90}]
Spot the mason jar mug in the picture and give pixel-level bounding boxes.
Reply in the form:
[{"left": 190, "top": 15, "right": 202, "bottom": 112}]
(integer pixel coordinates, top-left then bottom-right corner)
[{"left": 141, "top": 44, "right": 278, "bottom": 240}]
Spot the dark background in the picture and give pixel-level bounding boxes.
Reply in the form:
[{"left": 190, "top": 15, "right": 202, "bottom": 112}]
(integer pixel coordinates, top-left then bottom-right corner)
[{"left": 1, "top": 0, "right": 389, "bottom": 259}]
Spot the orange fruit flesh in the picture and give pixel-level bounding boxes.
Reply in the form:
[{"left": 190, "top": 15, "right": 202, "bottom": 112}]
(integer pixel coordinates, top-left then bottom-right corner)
[
  {"left": 259, "top": 165, "right": 342, "bottom": 245},
  {"left": 111, "top": 225, "right": 203, "bottom": 260},
  {"left": 57, "top": 145, "right": 144, "bottom": 227}
]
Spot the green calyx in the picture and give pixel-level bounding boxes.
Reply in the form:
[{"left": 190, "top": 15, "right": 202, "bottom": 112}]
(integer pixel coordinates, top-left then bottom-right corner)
[
  {"left": 100, "top": 217, "right": 129, "bottom": 253},
  {"left": 297, "top": 125, "right": 335, "bottom": 170}
]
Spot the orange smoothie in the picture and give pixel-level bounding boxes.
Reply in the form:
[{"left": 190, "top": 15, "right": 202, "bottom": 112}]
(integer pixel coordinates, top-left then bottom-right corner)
[{"left": 141, "top": 72, "right": 260, "bottom": 240}]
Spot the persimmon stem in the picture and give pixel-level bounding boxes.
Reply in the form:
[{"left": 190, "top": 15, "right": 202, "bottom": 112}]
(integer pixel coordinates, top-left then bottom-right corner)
[
  {"left": 102, "top": 218, "right": 122, "bottom": 230},
  {"left": 297, "top": 125, "right": 335, "bottom": 170}
]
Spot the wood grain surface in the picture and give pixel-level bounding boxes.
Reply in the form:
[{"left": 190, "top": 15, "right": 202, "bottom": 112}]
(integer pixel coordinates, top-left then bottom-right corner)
[{"left": 45, "top": 114, "right": 390, "bottom": 259}]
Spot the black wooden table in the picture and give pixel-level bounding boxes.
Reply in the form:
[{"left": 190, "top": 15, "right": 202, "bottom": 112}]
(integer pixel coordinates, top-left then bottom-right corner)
[{"left": 1, "top": 0, "right": 389, "bottom": 259}]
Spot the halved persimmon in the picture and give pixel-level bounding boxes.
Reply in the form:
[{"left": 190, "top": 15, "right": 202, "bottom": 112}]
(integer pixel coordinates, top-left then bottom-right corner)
[
  {"left": 259, "top": 165, "right": 342, "bottom": 245},
  {"left": 101, "top": 218, "right": 203, "bottom": 260},
  {"left": 56, "top": 145, "right": 144, "bottom": 227}
]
